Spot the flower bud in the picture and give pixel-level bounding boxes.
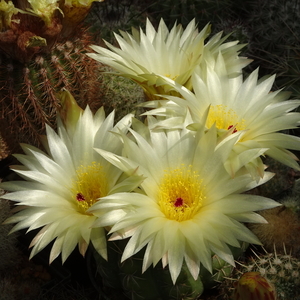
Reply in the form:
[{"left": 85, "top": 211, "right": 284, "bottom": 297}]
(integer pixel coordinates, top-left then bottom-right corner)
[
  {"left": 57, "top": 89, "right": 83, "bottom": 135},
  {"left": 233, "top": 272, "right": 276, "bottom": 300},
  {"left": 61, "top": 0, "right": 104, "bottom": 26}
]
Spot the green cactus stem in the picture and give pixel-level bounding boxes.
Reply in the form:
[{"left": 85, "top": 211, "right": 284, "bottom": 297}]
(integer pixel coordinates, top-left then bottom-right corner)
[
  {"left": 89, "top": 239, "right": 204, "bottom": 300},
  {"left": 200, "top": 242, "right": 248, "bottom": 290}
]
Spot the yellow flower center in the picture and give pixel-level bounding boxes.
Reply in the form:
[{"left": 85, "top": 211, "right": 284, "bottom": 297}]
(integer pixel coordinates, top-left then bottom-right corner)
[
  {"left": 206, "top": 104, "right": 246, "bottom": 132},
  {"left": 72, "top": 162, "right": 108, "bottom": 214},
  {"left": 158, "top": 165, "right": 205, "bottom": 222}
]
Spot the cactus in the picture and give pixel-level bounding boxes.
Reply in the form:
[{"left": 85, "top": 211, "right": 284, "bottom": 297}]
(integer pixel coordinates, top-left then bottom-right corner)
[
  {"left": 0, "top": 198, "right": 20, "bottom": 271},
  {"left": 280, "top": 178, "right": 300, "bottom": 217},
  {"left": 220, "top": 248, "right": 300, "bottom": 300},
  {"left": 212, "top": 18, "right": 251, "bottom": 52},
  {"left": 248, "top": 206, "right": 300, "bottom": 255},
  {"left": 199, "top": 255, "right": 234, "bottom": 290},
  {"left": 98, "top": 66, "right": 146, "bottom": 122},
  {"left": 246, "top": 0, "right": 300, "bottom": 60},
  {"left": 121, "top": 258, "right": 204, "bottom": 300},
  {"left": 248, "top": 177, "right": 300, "bottom": 257},
  {"left": 199, "top": 243, "right": 248, "bottom": 290},
  {"left": 0, "top": 0, "right": 104, "bottom": 154},
  {"left": 89, "top": 240, "right": 249, "bottom": 299},
  {"left": 0, "top": 134, "right": 8, "bottom": 159},
  {"left": 87, "top": 0, "right": 149, "bottom": 44},
  {"left": 247, "top": 156, "right": 297, "bottom": 199},
  {"left": 244, "top": 0, "right": 300, "bottom": 98},
  {"left": 138, "top": 0, "right": 237, "bottom": 30},
  {"left": 90, "top": 239, "right": 204, "bottom": 300}
]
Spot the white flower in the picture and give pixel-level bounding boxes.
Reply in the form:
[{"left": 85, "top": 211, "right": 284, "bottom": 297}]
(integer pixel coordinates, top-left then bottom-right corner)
[
  {"left": 0, "top": 106, "right": 140, "bottom": 263},
  {"left": 88, "top": 18, "right": 250, "bottom": 100},
  {"left": 144, "top": 68, "right": 300, "bottom": 178},
  {"left": 90, "top": 116, "right": 279, "bottom": 284}
]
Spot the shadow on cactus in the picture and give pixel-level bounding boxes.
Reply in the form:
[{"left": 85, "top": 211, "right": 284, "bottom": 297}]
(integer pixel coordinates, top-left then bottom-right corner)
[
  {"left": 0, "top": 198, "right": 20, "bottom": 272},
  {"left": 89, "top": 239, "right": 205, "bottom": 300}
]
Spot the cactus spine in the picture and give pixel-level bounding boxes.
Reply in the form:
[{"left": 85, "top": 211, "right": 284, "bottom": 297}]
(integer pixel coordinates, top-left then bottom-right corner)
[
  {"left": 220, "top": 248, "right": 300, "bottom": 300},
  {"left": 0, "top": 1, "right": 103, "bottom": 153}
]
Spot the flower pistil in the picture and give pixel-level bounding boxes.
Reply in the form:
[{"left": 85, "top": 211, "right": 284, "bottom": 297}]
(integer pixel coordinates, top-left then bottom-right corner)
[
  {"left": 72, "top": 162, "right": 108, "bottom": 213},
  {"left": 206, "top": 104, "right": 246, "bottom": 132},
  {"left": 158, "top": 165, "right": 205, "bottom": 222}
]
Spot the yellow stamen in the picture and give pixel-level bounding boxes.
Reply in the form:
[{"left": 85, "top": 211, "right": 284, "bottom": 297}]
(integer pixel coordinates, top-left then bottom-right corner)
[
  {"left": 165, "top": 74, "right": 178, "bottom": 81},
  {"left": 72, "top": 162, "right": 108, "bottom": 214},
  {"left": 158, "top": 164, "right": 205, "bottom": 222},
  {"left": 206, "top": 104, "right": 246, "bottom": 132}
]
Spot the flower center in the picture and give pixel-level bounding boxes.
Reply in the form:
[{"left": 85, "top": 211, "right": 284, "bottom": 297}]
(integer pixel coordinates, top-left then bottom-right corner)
[
  {"left": 158, "top": 165, "right": 205, "bottom": 222},
  {"left": 72, "top": 162, "right": 108, "bottom": 214},
  {"left": 206, "top": 104, "right": 246, "bottom": 132}
]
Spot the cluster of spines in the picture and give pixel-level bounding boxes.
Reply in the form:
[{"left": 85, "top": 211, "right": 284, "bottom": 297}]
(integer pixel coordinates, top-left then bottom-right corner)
[
  {"left": 0, "top": 27, "right": 103, "bottom": 152},
  {"left": 219, "top": 248, "right": 300, "bottom": 300}
]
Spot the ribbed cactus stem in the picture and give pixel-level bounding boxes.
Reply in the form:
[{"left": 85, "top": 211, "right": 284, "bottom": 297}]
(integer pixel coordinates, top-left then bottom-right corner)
[{"left": 0, "top": 27, "right": 103, "bottom": 153}]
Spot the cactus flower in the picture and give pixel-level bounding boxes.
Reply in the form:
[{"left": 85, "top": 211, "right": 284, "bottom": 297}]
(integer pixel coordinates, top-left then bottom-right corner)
[
  {"left": 88, "top": 18, "right": 250, "bottom": 100},
  {"left": 145, "top": 67, "right": 300, "bottom": 179},
  {"left": 90, "top": 116, "right": 280, "bottom": 284},
  {"left": 57, "top": 89, "right": 83, "bottom": 137},
  {"left": 61, "top": 0, "right": 104, "bottom": 25},
  {"left": 0, "top": 0, "right": 23, "bottom": 31},
  {"left": 26, "top": 0, "right": 62, "bottom": 26},
  {"left": 0, "top": 105, "right": 139, "bottom": 263},
  {"left": 233, "top": 272, "right": 276, "bottom": 300}
]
